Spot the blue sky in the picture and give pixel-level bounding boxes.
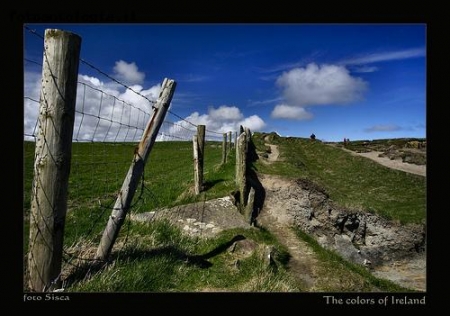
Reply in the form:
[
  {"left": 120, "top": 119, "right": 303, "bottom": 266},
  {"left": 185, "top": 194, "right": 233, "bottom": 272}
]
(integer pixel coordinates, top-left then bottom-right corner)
[{"left": 24, "top": 23, "right": 426, "bottom": 142}]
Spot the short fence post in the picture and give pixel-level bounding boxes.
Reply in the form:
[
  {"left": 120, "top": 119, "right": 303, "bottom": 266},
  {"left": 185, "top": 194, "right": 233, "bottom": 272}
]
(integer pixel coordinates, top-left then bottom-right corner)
[
  {"left": 27, "top": 29, "right": 81, "bottom": 292},
  {"left": 222, "top": 132, "right": 227, "bottom": 164},
  {"left": 193, "top": 125, "right": 205, "bottom": 194}
]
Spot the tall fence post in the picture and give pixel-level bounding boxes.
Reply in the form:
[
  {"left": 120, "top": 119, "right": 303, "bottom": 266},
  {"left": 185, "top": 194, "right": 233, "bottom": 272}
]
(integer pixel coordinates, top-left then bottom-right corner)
[
  {"left": 96, "top": 78, "right": 177, "bottom": 261},
  {"left": 235, "top": 132, "right": 248, "bottom": 211},
  {"left": 228, "top": 131, "right": 232, "bottom": 151},
  {"left": 193, "top": 125, "right": 205, "bottom": 194},
  {"left": 222, "top": 132, "right": 227, "bottom": 164},
  {"left": 27, "top": 29, "right": 81, "bottom": 292}
]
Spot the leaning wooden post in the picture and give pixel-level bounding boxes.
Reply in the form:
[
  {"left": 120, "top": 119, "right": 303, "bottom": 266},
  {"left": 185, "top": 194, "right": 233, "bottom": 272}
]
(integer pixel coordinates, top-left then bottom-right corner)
[
  {"left": 27, "top": 29, "right": 81, "bottom": 292},
  {"left": 193, "top": 125, "right": 205, "bottom": 194},
  {"left": 222, "top": 132, "right": 227, "bottom": 164},
  {"left": 96, "top": 78, "right": 176, "bottom": 261}
]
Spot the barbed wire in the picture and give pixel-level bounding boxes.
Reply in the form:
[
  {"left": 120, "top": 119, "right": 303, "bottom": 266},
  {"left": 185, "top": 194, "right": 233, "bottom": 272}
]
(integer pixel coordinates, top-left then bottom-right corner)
[
  {"left": 24, "top": 25, "right": 45, "bottom": 40},
  {"left": 24, "top": 25, "right": 233, "bottom": 138},
  {"left": 24, "top": 25, "right": 239, "bottom": 290},
  {"left": 24, "top": 58, "right": 42, "bottom": 67},
  {"left": 73, "top": 81, "right": 152, "bottom": 142}
]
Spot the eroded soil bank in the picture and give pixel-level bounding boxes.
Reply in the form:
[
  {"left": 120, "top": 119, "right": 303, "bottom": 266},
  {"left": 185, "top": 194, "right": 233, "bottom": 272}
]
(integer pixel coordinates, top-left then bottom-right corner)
[{"left": 257, "top": 173, "right": 426, "bottom": 292}]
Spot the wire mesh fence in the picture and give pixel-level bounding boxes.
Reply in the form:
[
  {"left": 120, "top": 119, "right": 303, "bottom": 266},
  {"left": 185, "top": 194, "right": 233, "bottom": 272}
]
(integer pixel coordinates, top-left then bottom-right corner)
[{"left": 24, "top": 26, "right": 237, "bottom": 291}]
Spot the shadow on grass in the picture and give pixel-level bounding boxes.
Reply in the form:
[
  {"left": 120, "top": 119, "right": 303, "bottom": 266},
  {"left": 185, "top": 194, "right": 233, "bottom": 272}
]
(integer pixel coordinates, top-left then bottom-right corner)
[
  {"left": 64, "top": 234, "right": 247, "bottom": 286},
  {"left": 203, "top": 179, "right": 225, "bottom": 191}
]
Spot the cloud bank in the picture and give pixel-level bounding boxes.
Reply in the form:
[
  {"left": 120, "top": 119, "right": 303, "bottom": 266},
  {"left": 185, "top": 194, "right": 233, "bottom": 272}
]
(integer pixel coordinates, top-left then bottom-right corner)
[{"left": 161, "top": 105, "right": 266, "bottom": 141}]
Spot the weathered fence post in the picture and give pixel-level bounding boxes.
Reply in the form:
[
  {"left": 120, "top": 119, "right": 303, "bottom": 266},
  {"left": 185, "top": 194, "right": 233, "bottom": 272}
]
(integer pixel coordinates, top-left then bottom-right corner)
[
  {"left": 96, "top": 78, "right": 177, "bottom": 261},
  {"left": 235, "top": 132, "right": 248, "bottom": 211},
  {"left": 234, "top": 131, "right": 237, "bottom": 149},
  {"left": 193, "top": 125, "right": 205, "bottom": 194},
  {"left": 27, "top": 29, "right": 81, "bottom": 292},
  {"left": 222, "top": 132, "right": 227, "bottom": 164},
  {"left": 228, "top": 131, "right": 232, "bottom": 151}
]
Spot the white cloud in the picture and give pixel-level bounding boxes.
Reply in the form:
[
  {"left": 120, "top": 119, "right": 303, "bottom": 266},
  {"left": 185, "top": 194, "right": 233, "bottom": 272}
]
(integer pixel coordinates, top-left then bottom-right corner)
[
  {"left": 79, "top": 75, "right": 103, "bottom": 86},
  {"left": 239, "top": 115, "right": 266, "bottom": 131},
  {"left": 271, "top": 104, "right": 313, "bottom": 120},
  {"left": 209, "top": 105, "right": 243, "bottom": 121},
  {"left": 160, "top": 106, "right": 266, "bottom": 141},
  {"left": 340, "top": 47, "right": 425, "bottom": 66},
  {"left": 364, "top": 124, "right": 402, "bottom": 132},
  {"left": 113, "top": 60, "right": 145, "bottom": 85},
  {"left": 24, "top": 71, "right": 42, "bottom": 140},
  {"left": 276, "top": 63, "right": 368, "bottom": 107},
  {"left": 24, "top": 68, "right": 160, "bottom": 142}
]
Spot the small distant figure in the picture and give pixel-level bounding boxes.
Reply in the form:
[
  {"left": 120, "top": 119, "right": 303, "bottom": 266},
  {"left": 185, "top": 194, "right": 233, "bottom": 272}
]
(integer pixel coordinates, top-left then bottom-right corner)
[
  {"left": 310, "top": 133, "right": 316, "bottom": 141},
  {"left": 343, "top": 138, "right": 350, "bottom": 146}
]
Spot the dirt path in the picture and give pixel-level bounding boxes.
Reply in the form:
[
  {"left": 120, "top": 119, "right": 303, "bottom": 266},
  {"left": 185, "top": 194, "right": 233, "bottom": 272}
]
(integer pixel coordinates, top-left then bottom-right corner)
[
  {"left": 256, "top": 143, "right": 426, "bottom": 292},
  {"left": 257, "top": 143, "right": 322, "bottom": 290},
  {"left": 265, "top": 143, "right": 280, "bottom": 163},
  {"left": 335, "top": 146, "right": 426, "bottom": 177},
  {"left": 257, "top": 173, "right": 320, "bottom": 290}
]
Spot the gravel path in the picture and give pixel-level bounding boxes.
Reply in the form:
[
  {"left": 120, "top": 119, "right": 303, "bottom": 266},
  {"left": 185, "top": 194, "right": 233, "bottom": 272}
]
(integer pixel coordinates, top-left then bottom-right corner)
[{"left": 335, "top": 146, "right": 426, "bottom": 177}]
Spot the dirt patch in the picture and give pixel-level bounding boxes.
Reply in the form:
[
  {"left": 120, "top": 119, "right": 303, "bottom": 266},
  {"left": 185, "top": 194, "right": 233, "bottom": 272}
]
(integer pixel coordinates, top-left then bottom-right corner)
[
  {"left": 265, "top": 144, "right": 280, "bottom": 163},
  {"left": 371, "top": 253, "right": 426, "bottom": 291}
]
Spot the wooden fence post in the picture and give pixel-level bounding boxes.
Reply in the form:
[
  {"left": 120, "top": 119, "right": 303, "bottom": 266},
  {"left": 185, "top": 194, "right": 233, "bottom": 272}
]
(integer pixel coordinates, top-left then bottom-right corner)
[
  {"left": 27, "top": 29, "right": 81, "bottom": 292},
  {"left": 222, "top": 132, "right": 227, "bottom": 164},
  {"left": 96, "top": 78, "right": 176, "bottom": 261},
  {"left": 193, "top": 125, "right": 205, "bottom": 194},
  {"left": 228, "top": 131, "right": 232, "bottom": 151},
  {"left": 235, "top": 132, "right": 248, "bottom": 211}
]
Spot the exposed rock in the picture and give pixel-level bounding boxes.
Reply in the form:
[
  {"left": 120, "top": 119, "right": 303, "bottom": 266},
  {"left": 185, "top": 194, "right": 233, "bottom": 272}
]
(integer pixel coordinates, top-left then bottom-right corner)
[
  {"left": 258, "top": 173, "right": 426, "bottom": 291},
  {"left": 269, "top": 177, "right": 425, "bottom": 268},
  {"left": 130, "top": 196, "right": 250, "bottom": 238}
]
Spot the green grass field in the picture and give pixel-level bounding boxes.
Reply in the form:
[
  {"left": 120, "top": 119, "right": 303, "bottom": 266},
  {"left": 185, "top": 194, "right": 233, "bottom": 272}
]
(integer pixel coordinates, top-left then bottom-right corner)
[
  {"left": 23, "top": 131, "right": 425, "bottom": 292},
  {"left": 23, "top": 140, "right": 236, "bottom": 248},
  {"left": 251, "top": 133, "right": 426, "bottom": 224}
]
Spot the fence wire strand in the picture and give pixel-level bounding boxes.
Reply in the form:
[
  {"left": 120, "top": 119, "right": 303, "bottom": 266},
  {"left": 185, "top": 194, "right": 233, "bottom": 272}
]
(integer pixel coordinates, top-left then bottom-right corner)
[{"left": 24, "top": 25, "right": 237, "bottom": 291}]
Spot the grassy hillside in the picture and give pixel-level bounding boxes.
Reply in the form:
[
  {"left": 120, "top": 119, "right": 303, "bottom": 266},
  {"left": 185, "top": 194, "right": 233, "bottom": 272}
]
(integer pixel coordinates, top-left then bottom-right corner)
[
  {"left": 252, "top": 133, "right": 426, "bottom": 224},
  {"left": 23, "top": 133, "right": 424, "bottom": 292}
]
